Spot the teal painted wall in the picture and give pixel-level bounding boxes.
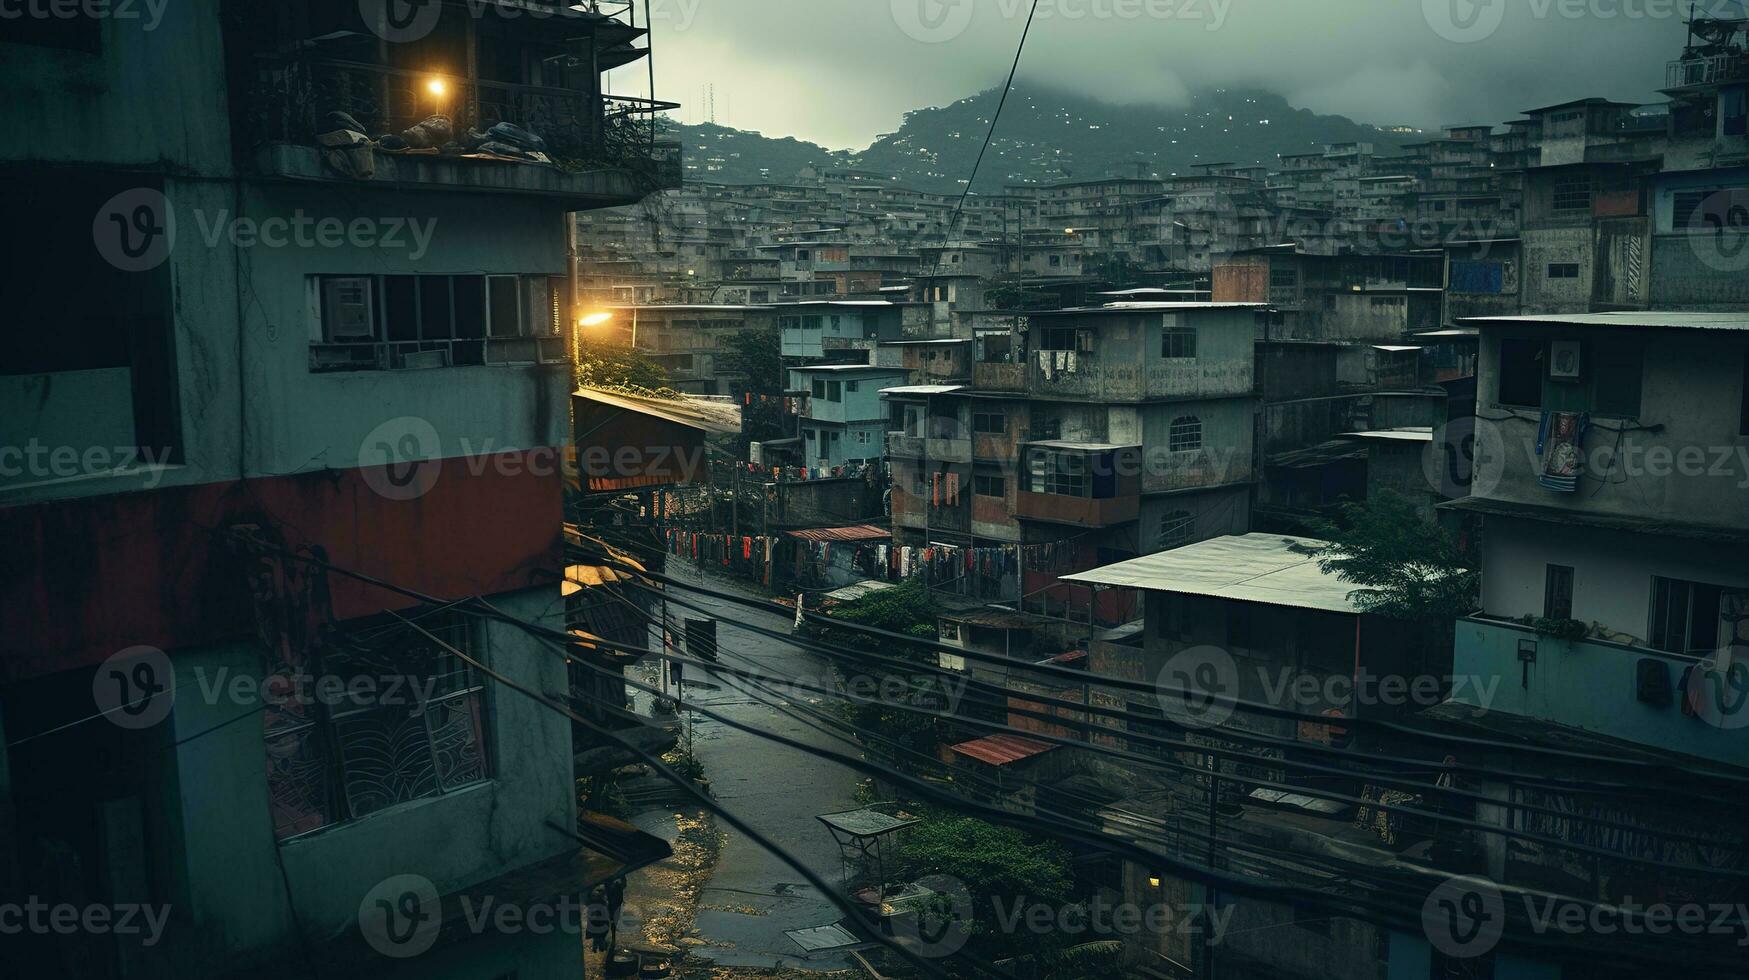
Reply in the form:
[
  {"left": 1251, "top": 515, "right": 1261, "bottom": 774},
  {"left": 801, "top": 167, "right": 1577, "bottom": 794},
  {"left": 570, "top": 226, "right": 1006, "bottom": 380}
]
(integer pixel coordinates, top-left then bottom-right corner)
[
  {"left": 1451, "top": 616, "right": 1746, "bottom": 766},
  {"left": 156, "top": 586, "right": 574, "bottom": 973}
]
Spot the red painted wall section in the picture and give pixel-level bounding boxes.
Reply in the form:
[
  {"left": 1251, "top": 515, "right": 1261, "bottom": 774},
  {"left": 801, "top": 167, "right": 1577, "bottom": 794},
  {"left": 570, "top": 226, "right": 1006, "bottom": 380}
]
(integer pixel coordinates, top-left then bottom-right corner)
[{"left": 0, "top": 452, "right": 562, "bottom": 682}]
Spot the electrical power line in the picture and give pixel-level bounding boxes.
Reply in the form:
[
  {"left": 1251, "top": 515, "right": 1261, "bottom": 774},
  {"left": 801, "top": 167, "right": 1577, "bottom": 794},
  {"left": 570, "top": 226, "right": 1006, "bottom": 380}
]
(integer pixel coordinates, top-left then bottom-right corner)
[{"left": 944, "top": 0, "right": 1044, "bottom": 245}]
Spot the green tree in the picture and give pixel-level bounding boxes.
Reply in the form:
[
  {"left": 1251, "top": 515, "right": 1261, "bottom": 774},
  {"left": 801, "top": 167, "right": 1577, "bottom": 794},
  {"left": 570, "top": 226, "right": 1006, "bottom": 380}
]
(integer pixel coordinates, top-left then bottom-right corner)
[
  {"left": 806, "top": 581, "right": 946, "bottom": 763},
  {"left": 721, "top": 324, "right": 787, "bottom": 450},
  {"left": 1310, "top": 490, "right": 1478, "bottom": 624}
]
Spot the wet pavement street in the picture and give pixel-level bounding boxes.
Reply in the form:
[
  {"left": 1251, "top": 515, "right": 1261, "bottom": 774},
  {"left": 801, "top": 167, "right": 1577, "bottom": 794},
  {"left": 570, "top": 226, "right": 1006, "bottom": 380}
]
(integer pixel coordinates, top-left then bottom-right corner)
[{"left": 618, "top": 560, "right": 868, "bottom": 974}]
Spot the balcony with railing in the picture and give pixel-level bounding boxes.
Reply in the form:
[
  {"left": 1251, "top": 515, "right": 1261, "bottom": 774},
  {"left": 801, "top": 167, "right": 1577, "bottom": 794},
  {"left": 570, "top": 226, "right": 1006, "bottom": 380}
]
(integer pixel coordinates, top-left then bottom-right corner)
[
  {"left": 1666, "top": 53, "right": 1748, "bottom": 90},
  {"left": 235, "top": 1, "right": 680, "bottom": 202}
]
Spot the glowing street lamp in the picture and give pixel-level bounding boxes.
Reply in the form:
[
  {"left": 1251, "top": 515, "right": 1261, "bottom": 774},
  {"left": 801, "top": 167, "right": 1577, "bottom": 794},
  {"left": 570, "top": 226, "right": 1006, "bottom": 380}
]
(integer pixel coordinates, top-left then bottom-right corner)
[{"left": 579, "top": 312, "right": 613, "bottom": 328}]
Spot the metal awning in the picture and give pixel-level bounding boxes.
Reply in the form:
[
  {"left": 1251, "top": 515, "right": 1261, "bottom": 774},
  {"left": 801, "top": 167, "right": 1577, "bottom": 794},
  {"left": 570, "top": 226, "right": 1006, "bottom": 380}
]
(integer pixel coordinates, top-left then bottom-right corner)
[
  {"left": 947, "top": 734, "right": 1059, "bottom": 766},
  {"left": 785, "top": 524, "right": 892, "bottom": 543}
]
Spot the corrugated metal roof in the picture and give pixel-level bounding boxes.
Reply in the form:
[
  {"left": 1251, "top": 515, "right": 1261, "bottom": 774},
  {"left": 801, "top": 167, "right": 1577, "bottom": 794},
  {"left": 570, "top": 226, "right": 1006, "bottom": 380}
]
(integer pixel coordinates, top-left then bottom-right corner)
[
  {"left": 1343, "top": 427, "right": 1434, "bottom": 443},
  {"left": 1027, "top": 440, "right": 1137, "bottom": 453},
  {"left": 785, "top": 525, "right": 892, "bottom": 543},
  {"left": 1062, "top": 533, "right": 1361, "bottom": 614},
  {"left": 939, "top": 608, "right": 1044, "bottom": 628},
  {"left": 822, "top": 580, "right": 898, "bottom": 602},
  {"left": 948, "top": 734, "right": 1059, "bottom": 766},
  {"left": 1461, "top": 312, "right": 1749, "bottom": 331},
  {"left": 572, "top": 388, "right": 742, "bottom": 435},
  {"left": 880, "top": 384, "right": 964, "bottom": 396}
]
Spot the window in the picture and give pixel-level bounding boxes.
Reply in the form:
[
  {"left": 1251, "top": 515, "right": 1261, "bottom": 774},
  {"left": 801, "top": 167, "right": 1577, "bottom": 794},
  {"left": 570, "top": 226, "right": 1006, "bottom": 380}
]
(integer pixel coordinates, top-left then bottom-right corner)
[
  {"left": 973, "top": 474, "right": 1006, "bottom": 498},
  {"left": 322, "top": 278, "right": 375, "bottom": 339},
  {"left": 1028, "top": 451, "right": 1088, "bottom": 497},
  {"left": 264, "top": 610, "right": 490, "bottom": 840},
  {"left": 1031, "top": 411, "right": 1063, "bottom": 441},
  {"left": 828, "top": 381, "right": 842, "bottom": 402},
  {"left": 811, "top": 379, "right": 826, "bottom": 399},
  {"left": 973, "top": 412, "right": 1006, "bottom": 434},
  {"left": 847, "top": 380, "right": 860, "bottom": 393},
  {"left": 1168, "top": 416, "right": 1203, "bottom": 453},
  {"left": 1552, "top": 179, "right": 1592, "bottom": 212},
  {"left": 1040, "top": 327, "right": 1085, "bottom": 351},
  {"left": 1547, "top": 263, "right": 1581, "bottom": 280},
  {"left": 1544, "top": 565, "right": 1575, "bottom": 621},
  {"left": 1049, "top": 254, "right": 1062, "bottom": 267},
  {"left": 1161, "top": 327, "right": 1198, "bottom": 359},
  {"left": 1650, "top": 578, "right": 1746, "bottom": 654},
  {"left": 1496, "top": 339, "right": 1544, "bottom": 407},
  {"left": 1158, "top": 511, "right": 1195, "bottom": 550}
]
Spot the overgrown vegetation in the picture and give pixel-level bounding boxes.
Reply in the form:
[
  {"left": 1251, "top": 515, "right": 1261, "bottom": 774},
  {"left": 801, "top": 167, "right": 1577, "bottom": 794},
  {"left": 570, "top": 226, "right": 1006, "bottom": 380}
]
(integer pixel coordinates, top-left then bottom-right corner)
[
  {"left": 892, "top": 813, "right": 1078, "bottom": 967},
  {"left": 805, "top": 580, "right": 946, "bottom": 764},
  {"left": 574, "top": 339, "right": 677, "bottom": 395}
]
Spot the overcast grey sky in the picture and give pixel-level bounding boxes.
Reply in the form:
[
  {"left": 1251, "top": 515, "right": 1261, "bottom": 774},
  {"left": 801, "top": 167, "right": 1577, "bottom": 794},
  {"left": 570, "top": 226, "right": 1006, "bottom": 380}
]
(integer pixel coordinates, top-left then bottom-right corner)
[{"left": 606, "top": 0, "right": 1726, "bottom": 149}]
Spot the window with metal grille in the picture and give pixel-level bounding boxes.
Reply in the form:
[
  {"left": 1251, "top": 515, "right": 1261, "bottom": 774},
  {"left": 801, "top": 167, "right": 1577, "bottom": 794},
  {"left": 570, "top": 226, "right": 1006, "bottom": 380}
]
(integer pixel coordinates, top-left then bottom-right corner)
[
  {"left": 264, "top": 609, "right": 490, "bottom": 840},
  {"left": 1168, "top": 416, "right": 1203, "bottom": 453},
  {"left": 1028, "top": 451, "right": 1088, "bottom": 497},
  {"left": 1551, "top": 179, "right": 1592, "bottom": 212},
  {"left": 1161, "top": 327, "right": 1198, "bottom": 359}
]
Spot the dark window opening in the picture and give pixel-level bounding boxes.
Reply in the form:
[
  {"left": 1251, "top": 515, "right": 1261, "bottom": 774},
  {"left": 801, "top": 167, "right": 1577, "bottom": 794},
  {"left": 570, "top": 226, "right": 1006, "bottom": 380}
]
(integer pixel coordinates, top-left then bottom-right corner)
[
  {"left": 1497, "top": 339, "right": 1544, "bottom": 407},
  {"left": 1544, "top": 565, "right": 1574, "bottom": 621}
]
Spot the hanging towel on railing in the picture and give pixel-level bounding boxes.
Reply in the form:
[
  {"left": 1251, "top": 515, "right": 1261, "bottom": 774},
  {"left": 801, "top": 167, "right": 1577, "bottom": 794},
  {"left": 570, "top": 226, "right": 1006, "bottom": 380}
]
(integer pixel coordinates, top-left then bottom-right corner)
[{"left": 1536, "top": 410, "right": 1588, "bottom": 493}]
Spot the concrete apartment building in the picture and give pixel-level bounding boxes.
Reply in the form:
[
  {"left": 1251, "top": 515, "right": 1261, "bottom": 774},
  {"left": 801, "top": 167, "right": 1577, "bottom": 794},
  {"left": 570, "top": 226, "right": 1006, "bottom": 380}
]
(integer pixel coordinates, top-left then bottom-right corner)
[
  {"left": 883, "top": 303, "right": 1260, "bottom": 611},
  {"left": 1442, "top": 311, "right": 1749, "bottom": 765},
  {"left": 1, "top": 1, "right": 677, "bottom": 976}
]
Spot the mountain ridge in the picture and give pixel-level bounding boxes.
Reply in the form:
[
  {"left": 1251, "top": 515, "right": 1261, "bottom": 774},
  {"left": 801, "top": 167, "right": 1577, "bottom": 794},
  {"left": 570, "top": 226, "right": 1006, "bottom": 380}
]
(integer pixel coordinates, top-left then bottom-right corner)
[{"left": 662, "top": 83, "right": 1423, "bottom": 192}]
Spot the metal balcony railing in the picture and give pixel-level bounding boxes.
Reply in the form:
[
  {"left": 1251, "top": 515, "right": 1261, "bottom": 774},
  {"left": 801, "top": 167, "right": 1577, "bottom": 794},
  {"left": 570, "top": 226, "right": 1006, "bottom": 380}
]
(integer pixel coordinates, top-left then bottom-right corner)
[
  {"left": 1667, "top": 54, "right": 1747, "bottom": 88},
  {"left": 249, "top": 56, "right": 679, "bottom": 181}
]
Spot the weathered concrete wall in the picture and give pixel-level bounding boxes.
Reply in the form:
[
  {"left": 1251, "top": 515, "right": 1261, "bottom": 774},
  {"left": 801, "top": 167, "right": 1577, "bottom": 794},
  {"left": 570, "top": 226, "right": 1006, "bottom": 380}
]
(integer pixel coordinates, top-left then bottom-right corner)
[{"left": 1475, "top": 325, "right": 1749, "bottom": 527}]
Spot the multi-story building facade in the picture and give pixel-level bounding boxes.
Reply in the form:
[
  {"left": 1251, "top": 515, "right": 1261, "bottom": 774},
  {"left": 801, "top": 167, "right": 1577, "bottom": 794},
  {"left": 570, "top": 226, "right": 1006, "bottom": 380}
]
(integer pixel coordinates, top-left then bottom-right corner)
[
  {"left": 1443, "top": 310, "right": 1749, "bottom": 765},
  {"left": 884, "top": 303, "right": 1259, "bottom": 610},
  {"left": 1, "top": 2, "right": 678, "bottom": 975}
]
